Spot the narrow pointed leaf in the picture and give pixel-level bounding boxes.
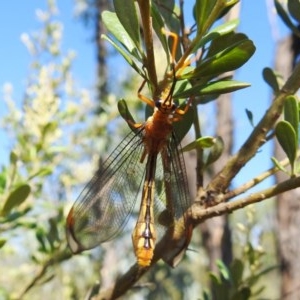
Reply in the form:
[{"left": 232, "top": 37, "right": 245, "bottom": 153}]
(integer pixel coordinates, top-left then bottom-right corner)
[
  {"left": 102, "top": 11, "right": 140, "bottom": 58},
  {"left": 288, "top": 0, "right": 300, "bottom": 23},
  {"left": 275, "top": 0, "right": 300, "bottom": 35},
  {"left": 263, "top": 67, "right": 280, "bottom": 93},
  {"left": 154, "top": 0, "right": 180, "bottom": 34},
  {"left": 271, "top": 157, "right": 288, "bottom": 173},
  {"left": 194, "top": 0, "right": 218, "bottom": 35},
  {"left": 217, "top": 260, "right": 231, "bottom": 281},
  {"left": 174, "top": 80, "right": 250, "bottom": 98},
  {"left": 182, "top": 136, "right": 215, "bottom": 152},
  {"left": 205, "top": 136, "right": 224, "bottom": 166},
  {"left": 232, "top": 287, "right": 251, "bottom": 300},
  {"left": 245, "top": 109, "right": 254, "bottom": 127},
  {"left": 183, "top": 39, "right": 255, "bottom": 79},
  {"left": 113, "top": 0, "right": 141, "bottom": 49},
  {"left": 151, "top": 3, "right": 169, "bottom": 60},
  {"left": 230, "top": 259, "right": 244, "bottom": 287},
  {"left": 102, "top": 35, "right": 144, "bottom": 77},
  {"left": 194, "top": 19, "right": 239, "bottom": 50}
]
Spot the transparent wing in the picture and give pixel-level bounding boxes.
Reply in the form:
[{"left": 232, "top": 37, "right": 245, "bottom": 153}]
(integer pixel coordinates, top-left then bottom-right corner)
[
  {"left": 153, "top": 132, "right": 192, "bottom": 235},
  {"left": 152, "top": 132, "right": 192, "bottom": 265},
  {"left": 66, "top": 128, "right": 146, "bottom": 253}
]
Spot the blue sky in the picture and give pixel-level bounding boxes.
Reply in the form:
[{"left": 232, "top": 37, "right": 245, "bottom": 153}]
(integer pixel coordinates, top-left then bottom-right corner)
[{"left": 0, "top": 1, "right": 290, "bottom": 192}]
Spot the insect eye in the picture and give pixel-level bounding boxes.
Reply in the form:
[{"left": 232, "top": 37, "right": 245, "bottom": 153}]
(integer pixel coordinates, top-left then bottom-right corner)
[
  {"left": 155, "top": 100, "right": 163, "bottom": 108},
  {"left": 155, "top": 100, "right": 177, "bottom": 112}
]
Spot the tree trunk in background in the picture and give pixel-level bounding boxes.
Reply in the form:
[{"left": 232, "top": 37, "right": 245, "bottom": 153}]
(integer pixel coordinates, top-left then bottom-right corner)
[
  {"left": 199, "top": 5, "right": 240, "bottom": 276},
  {"left": 275, "top": 35, "right": 300, "bottom": 300},
  {"left": 96, "top": 0, "right": 110, "bottom": 109},
  {"left": 200, "top": 91, "right": 234, "bottom": 274}
]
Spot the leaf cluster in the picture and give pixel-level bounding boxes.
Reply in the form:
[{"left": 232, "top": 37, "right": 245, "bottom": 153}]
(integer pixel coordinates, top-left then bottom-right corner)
[
  {"left": 101, "top": 0, "right": 255, "bottom": 170},
  {"left": 202, "top": 206, "right": 277, "bottom": 300},
  {"left": 274, "top": 95, "right": 300, "bottom": 175},
  {"left": 275, "top": 0, "right": 300, "bottom": 38},
  {"left": 102, "top": 0, "right": 255, "bottom": 104}
]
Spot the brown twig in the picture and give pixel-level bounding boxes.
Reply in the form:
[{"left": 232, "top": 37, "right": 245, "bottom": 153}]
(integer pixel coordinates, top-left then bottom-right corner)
[
  {"left": 206, "top": 61, "right": 300, "bottom": 194},
  {"left": 93, "top": 172, "right": 300, "bottom": 299},
  {"left": 137, "top": 0, "right": 158, "bottom": 95},
  {"left": 224, "top": 151, "right": 300, "bottom": 201},
  {"left": 192, "top": 175, "right": 300, "bottom": 222},
  {"left": 18, "top": 249, "right": 72, "bottom": 299}
]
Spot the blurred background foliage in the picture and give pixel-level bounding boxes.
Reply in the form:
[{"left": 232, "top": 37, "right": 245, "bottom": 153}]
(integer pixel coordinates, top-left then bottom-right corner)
[{"left": 0, "top": 0, "right": 299, "bottom": 299}]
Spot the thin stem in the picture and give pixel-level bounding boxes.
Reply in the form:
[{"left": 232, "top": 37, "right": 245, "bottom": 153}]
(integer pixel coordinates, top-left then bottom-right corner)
[
  {"left": 175, "top": 0, "right": 231, "bottom": 73},
  {"left": 137, "top": 0, "right": 158, "bottom": 95},
  {"left": 192, "top": 175, "right": 300, "bottom": 223},
  {"left": 18, "top": 249, "right": 72, "bottom": 299},
  {"left": 179, "top": 0, "right": 189, "bottom": 52},
  {"left": 224, "top": 154, "right": 295, "bottom": 201}
]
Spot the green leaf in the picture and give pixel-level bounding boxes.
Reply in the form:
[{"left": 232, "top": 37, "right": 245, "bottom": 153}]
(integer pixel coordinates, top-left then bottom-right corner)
[
  {"left": 231, "top": 287, "right": 251, "bottom": 300},
  {"left": 193, "top": 0, "right": 238, "bottom": 36},
  {"left": 102, "top": 11, "right": 134, "bottom": 51},
  {"left": 245, "top": 109, "right": 254, "bottom": 127},
  {"left": 217, "top": 260, "right": 231, "bottom": 281},
  {"left": 101, "top": 35, "right": 144, "bottom": 77},
  {"left": 0, "top": 168, "right": 7, "bottom": 194},
  {"left": 194, "top": 19, "right": 239, "bottom": 50},
  {"left": 155, "top": 0, "right": 180, "bottom": 34},
  {"left": 174, "top": 80, "right": 250, "bottom": 98},
  {"left": 36, "top": 227, "right": 48, "bottom": 253},
  {"left": 194, "top": 0, "right": 218, "bottom": 35},
  {"left": 275, "top": 0, "right": 300, "bottom": 36},
  {"left": 1, "top": 184, "right": 31, "bottom": 216},
  {"left": 183, "top": 38, "right": 255, "bottom": 79},
  {"left": 216, "top": 0, "right": 239, "bottom": 20},
  {"left": 288, "top": 0, "right": 300, "bottom": 23},
  {"left": 173, "top": 104, "right": 194, "bottom": 143},
  {"left": 9, "top": 151, "right": 18, "bottom": 164},
  {"left": 182, "top": 136, "right": 215, "bottom": 152},
  {"left": 113, "top": 0, "right": 141, "bottom": 50},
  {"left": 117, "top": 99, "right": 138, "bottom": 133},
  {"left": 230, "top": 259, "right": 244, "bottom": 287},
  {"left": 47, "top": 218, "right": 60, "bottom": 250},
  {"left": 102, "top": 11, "right": 142, "bottom": 61},
  {"left": 275, "top": 121, "right": 297, "bottom": 173},
  {"left": 0, "top": 207, "right": 32, "bottom": 224},
  {"left": 284, "top": 95, "right": 299, "bottom": 142},
  {"left": 205, "top": 136, "right": 224, "bottom": 166},
  {"left": 207, "top": 32, "right": 250, "bottom": 58},
  {"left": 271, "top": 157, "right": 288, "bottom": 173},
  {"left": 202, "top": 290, "right": 211, "bottom": 300},
  {"left": 0, "top": 238, "right": 7, "bottom": 248},
  {"left": 151, "top": 3, "right": 169, "bottom": 62},
  {"left": 209, "top": 272, "right": 222, "bottom": 285},
  {"left": 247, "top": 265, "right": 279, "bottom": 287},
  {"left": 28, "top": 167, "right": 53, "bottom": 181},
  {"left": 262, "top": 67, "right": 280, "bottom": 93}
]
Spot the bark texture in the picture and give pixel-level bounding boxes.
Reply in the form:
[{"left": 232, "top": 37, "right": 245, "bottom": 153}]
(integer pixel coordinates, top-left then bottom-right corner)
[{"left": 275, "top": 35, "right": 300, "bottom": 300}]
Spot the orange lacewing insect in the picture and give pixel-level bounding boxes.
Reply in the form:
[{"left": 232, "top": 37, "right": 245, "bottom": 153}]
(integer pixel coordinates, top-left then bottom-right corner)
[
  {"left": 66, "top": 79, "right": 193, "bottom": 267},
  {"left": 66, "top": 30, "right": 193, "bottom": 267}
]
